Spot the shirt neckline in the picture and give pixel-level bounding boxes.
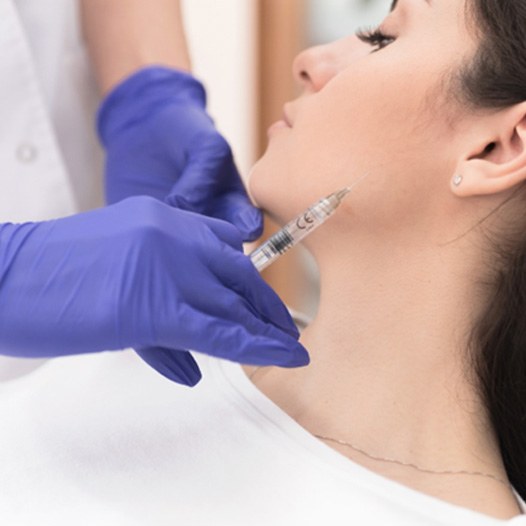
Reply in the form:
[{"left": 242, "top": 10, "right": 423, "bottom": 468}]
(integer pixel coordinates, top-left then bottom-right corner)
[{"left": 208, "top": 355, "right": 526, "bottom": 524}]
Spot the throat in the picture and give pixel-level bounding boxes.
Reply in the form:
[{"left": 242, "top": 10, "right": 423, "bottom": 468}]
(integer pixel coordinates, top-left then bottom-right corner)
[{"left": 243, "top": 361, "right": 519, "bottom": 519}]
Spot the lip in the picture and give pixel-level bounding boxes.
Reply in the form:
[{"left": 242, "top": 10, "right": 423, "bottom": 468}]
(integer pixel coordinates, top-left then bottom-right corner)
[
  {"left": 282, "top": 104, "right": 293, "bottom": 127},
  {"left": 267, "top": 120, "right": 290, "bottom": 137},
  {"left": 267, "top": 105, "right": 294, "bottom": 137}
]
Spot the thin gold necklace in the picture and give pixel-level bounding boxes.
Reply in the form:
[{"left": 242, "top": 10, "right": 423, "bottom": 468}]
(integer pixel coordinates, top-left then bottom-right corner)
[{"left": 247, "top": 366, "right": 511, "bottom": 489}]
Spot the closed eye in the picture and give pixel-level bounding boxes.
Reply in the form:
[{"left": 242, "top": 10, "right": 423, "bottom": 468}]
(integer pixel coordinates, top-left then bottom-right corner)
[{"left": 356, "top": 27, "right": 396, "bottom": 52}]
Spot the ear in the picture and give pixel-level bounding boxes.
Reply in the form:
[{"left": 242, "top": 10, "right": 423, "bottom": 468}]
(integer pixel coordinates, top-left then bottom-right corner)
[{"left": 452, "top": 102, "right": 526, "bottom": 197}]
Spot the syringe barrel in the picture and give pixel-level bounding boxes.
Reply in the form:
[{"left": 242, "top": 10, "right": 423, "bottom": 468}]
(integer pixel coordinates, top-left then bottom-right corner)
[
  {"left": 250, "top": 195, "right": 339, "bottom": 272},
  {"left": 281, "top": 195, "right": 338, "bottom": 242}
]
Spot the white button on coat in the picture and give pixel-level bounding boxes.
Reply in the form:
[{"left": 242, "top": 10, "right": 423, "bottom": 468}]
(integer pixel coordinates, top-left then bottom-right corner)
[
  {"left": 0, "top": 0, "right": 104, "bottom": 223},
  {"left": 16, "top": 142, "right": 38, "bottom": 163}
]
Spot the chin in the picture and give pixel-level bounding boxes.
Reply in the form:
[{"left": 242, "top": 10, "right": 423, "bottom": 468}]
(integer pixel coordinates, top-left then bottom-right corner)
[
  {"left": 247, "top": 157, "right": 289, "bottom": 225},
  {"left": 249, "top": 139, "right": 344, "bottom": 228}
]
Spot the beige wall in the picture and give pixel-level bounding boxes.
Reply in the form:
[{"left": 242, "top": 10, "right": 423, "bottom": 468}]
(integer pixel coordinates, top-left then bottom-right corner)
[{"left": 182, "top": 0, "right": 258, "bottom": 177}]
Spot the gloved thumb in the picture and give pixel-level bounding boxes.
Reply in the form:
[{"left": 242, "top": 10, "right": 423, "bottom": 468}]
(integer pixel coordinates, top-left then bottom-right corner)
[
  {"left": 134, "top": 347, "right": 202, "bottom": 387},
  {"left": 224, "top": 192, "right": 263, "bottom": 242},
  {"left": 166, "top": 159, "right": 263, "bottom": 242}
]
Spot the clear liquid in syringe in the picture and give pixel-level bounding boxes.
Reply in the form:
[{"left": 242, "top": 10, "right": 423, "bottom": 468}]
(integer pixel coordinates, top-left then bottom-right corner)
[{"left": 249, "top": 174, "right": 368, "bottom": 272}]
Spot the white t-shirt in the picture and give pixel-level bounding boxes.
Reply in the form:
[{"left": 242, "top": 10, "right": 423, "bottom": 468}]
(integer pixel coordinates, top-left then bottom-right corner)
[{"left": 0, "top": 351, "right": 524, "bottom": 526}]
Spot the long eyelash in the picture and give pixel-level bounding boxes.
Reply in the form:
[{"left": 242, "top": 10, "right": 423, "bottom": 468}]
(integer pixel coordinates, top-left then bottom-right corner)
[{"left": 355, "top": 26, "right": 393, "bottom": 48}]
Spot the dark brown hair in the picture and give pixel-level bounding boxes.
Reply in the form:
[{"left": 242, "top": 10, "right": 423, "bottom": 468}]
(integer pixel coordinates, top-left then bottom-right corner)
[{"left": 460, "top": 0, "right": 526, "bottom": 500}]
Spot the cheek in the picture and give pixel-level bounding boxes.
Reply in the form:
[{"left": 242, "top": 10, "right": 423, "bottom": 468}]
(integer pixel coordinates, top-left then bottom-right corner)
[
  {"left": 249, "top": 117, "right": 359, "bottom": 228},
  {"left": 249, "top": 106, "right": 404, "bottom": 227},
  {"left": 249, "top": 65, "right": 446, "bottom": 228}
]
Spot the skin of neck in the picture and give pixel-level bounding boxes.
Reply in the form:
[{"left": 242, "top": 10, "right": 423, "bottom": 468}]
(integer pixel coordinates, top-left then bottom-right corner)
[{"left": 250, "top": 207, "right": 508, "bottom": 481}]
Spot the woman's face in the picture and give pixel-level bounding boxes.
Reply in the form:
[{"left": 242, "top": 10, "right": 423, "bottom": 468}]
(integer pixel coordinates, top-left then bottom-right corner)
[{"left": 249, "top": 0, "right": 476, "bottom": 247}]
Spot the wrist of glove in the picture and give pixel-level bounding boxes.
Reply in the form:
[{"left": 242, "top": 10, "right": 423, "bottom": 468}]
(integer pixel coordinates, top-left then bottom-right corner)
[
  {"left": 0, "top": 197, "right": 308, "bottom": 386},
  {"left": 97, "top": 66, "right": 263, "bottom": 242}
]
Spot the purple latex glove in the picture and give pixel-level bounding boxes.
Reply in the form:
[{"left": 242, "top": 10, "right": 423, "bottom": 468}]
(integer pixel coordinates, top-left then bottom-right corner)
[
  {"left": 0, "top": 197, "right": 309, "bottom": 386},
  {"left": 97, "top": 66, "right": 262, "bottom": 241}
]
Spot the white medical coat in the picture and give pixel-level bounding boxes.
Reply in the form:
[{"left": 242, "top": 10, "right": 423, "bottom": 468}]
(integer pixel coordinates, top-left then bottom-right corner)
[{"left": 0, "top": 0, "right": 104, "bottom": 378}]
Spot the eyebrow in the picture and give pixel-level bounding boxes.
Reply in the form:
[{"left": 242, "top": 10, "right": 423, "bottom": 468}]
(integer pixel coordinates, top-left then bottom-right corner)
[{"left": 390, "top": 0, "right": 432, "bottom": 12}]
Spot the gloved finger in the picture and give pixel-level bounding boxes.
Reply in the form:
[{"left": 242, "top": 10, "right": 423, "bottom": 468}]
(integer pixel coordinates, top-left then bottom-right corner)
[
  {"left": 239, "top": 336, "right": 310, "bottom": 368},
  {"left": 165, "top": 134, "right": 236, "bottom": 210},
  {"left": 190, "top": 310, "right": 310, "bottom": 367},
  {"left": 135, "top": 347, "right": 202, "bottom": 387},
  {"left": 206, "top": 247, "right": 300, "bottom": 339},
  {"left": 191, "top": 212, "right": 244, "bottom": 251},
  {"left": 205, "top": 191, "right": 263, "bottom": 243},
  {"left": 167, "top": 144, "right": 262, "bottom": 242},
  {"left": 165, "top": 159, "right": 222, "bottom": 212}
]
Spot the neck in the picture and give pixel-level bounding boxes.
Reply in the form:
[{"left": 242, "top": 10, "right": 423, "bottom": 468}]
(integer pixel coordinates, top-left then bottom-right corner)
[{"left": 250, "top": 231, "right": 508, "bottom": 482}]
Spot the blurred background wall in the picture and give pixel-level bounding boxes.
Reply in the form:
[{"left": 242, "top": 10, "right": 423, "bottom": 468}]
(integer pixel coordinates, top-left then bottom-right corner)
[
  {"left": 183, "top": 0, "right": 389, "bottom": 318},
  {"left": 182, "top": 0, "right": 259, "bottom": 176}
]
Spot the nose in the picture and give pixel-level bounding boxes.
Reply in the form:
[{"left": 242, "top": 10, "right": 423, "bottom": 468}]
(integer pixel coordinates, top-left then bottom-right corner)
[
  {"left": 293, "top": 44, "right": 336, "bottom": 93},
  {"left": 292, "top": 36, "right": 360, "bottom": 92},
  {"left": 292, "top": 40, "right": 347, "bottom": 93}
]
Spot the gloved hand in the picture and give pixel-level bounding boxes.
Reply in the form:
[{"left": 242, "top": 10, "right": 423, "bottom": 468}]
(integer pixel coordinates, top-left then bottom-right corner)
[
  {"left": 97, "top": 66, "right": 262, "bottom": 242},
  {"left": 0, "top": 197, "right": 309, "bottom": 386}
]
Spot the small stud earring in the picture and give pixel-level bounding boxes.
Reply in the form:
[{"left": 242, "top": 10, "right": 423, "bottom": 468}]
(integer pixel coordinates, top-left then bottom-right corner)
[{"left": 453, "top": 174, "right": 463, "bottom": 186}]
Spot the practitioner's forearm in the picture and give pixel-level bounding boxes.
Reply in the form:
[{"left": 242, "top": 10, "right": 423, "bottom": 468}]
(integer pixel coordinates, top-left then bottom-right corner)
[{"left": 80, "top": 0, "right": 192, "bottom": 95}]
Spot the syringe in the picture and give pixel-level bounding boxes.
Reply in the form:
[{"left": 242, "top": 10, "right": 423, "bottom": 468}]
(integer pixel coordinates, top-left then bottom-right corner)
[{"left": 250, "top": 174, "right": 367, "bottom": 272}]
